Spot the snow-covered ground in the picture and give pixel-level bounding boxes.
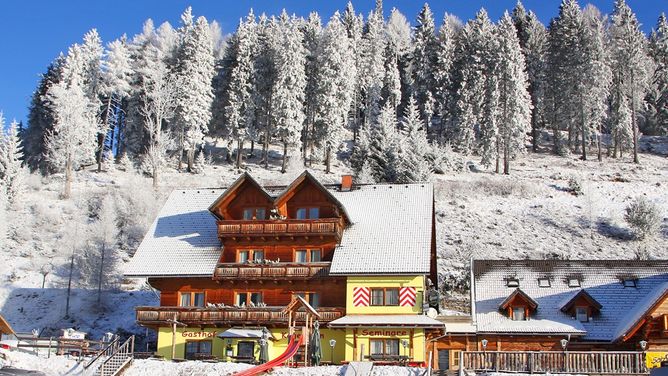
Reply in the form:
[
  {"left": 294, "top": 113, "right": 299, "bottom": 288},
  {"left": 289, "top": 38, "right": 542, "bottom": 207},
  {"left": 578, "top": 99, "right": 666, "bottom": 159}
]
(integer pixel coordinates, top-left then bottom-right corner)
[{"left": 1, "top": 139, "right": 666, "bottom": 343}]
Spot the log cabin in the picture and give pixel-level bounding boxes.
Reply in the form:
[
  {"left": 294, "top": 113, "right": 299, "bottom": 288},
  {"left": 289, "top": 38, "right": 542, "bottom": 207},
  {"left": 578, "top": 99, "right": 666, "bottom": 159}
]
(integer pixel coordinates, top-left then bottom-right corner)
[
  {"left": 125, "top": 171, "right": 442, "bottom": 364},
  {"left": 431, "top": 259, "right": 668, "bottom": 373}
]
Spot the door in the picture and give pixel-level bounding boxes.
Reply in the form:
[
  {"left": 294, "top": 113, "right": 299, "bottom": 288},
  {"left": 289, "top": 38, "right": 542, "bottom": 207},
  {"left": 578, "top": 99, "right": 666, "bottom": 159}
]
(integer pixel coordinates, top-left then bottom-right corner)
[{"left": 438, "top": 349, "right": 450, "bottom": 370}]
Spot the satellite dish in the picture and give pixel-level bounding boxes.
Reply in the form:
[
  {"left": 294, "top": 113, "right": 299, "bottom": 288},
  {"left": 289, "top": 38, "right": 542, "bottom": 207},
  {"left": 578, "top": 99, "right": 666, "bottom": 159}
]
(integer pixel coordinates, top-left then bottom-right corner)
[{"left": 427, "top": 307, "right": 438, "bottom": 318}]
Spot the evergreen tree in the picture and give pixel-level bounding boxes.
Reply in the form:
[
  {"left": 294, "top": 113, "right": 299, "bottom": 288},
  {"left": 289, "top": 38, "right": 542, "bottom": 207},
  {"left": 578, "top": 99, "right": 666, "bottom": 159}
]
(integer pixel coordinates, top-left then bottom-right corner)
[
  {"left": 368, "top": 102, "right": 399, "bottom": 182},
  {"left": 174, "top": 8, "right": 215, "bottom": 172},
  {"left": 385, "top": 8, "right": 411, "bottom": 114},
  {"left": 254, "top": 14, "right": 278, "bottom": 168},
  {"left": 398, "top": 96, "right": 431, "bottom": 182},
  {"left": 313, "top": 12, "right": 355, "bottom": 173},
  {"left": 301, "top": 12, "right": 322, "bottom": 164},
  {"left": 272, "top": 11, "right": 307, "bottom": 173},
  {"left": 361, "top": 9, "right": 386, "bottom": 129},
  {"left": 609, "top": 0, "right": 652, "bottom": 163},
  {"left": 496, "top": 13, "right": 532, "bottom": 174},
  {"left": 0, "top": 118, "right": 25, "bottom": 205},
  {"left": 578, "top": 5, "right": 611, "bottom": 161},
  {"left": 648, "top": 14, "right": 668, "bottom": 135},
  {"left": 343, "top": 2, "right": 364, "bottom": 139},
  {"left": 23, "top": 55, "right": 65, "bottom": 173},
  {"left": 412, "top": 4, "right": 438, "bottom": 129},
  {"left": 546, "top": 0, "right": 582, "bottom": 154},
  {"left": 434, "top": 14, "right": 462, "bottom": 143}
]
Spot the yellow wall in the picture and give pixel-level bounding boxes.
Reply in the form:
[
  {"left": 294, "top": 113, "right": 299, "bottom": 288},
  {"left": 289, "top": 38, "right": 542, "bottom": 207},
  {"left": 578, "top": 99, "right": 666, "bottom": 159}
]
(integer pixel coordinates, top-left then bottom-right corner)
[
  {"left": 343, "top": 327, "right": 426, "bottom": 363},
  {"left": 156, "top": 326, "right": 346, "bottom": 363},
  {"left": 646, "top": 352, "right": 668, "bottom": 368},
  {"left": 346, "top": 275, "right": 425, "bottom": 314}
]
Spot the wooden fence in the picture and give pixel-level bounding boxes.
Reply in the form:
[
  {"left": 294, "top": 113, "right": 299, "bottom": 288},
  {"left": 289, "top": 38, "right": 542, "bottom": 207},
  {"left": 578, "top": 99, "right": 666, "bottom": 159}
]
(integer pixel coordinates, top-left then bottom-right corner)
[{"left": 461, "top": 351, "right": 648, "bottom": 375}]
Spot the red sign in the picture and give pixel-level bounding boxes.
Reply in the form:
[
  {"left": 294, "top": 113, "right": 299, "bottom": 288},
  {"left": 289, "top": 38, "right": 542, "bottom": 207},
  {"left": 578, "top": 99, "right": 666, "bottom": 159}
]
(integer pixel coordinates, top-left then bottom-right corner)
[
  {"left": 181, "top": 331, "right": 216, "bottom": 338},
  {"left": 360, "top": 329, "right": 408, "bottom": 337}
]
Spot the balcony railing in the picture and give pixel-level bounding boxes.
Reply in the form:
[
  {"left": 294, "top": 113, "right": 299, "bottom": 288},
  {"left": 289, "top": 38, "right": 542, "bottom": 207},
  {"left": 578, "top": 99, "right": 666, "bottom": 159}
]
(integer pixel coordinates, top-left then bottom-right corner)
[
  {"left": 135, "top": 306, "right": 345, "bottom": 326},
  {"left": 216, "top": 218, "right": 343, "bottom": 239},
  {"left": 213, "top": 262, "right": 331, "bottom": 280}
]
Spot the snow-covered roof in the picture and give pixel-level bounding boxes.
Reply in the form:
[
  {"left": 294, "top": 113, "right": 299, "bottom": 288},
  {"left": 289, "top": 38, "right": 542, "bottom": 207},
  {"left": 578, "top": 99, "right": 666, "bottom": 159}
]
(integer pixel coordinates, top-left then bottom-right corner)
[
  {"left": 124, "top": 189, "right": 223, "bottom": 277},
  {"left": 328, "top": 315, "right": 444, "bottom": 328},
  {"left": 125, "top": 181, "right": 434, "bottom": 277},
  {"left": 472, "top": 260, "right": 668, "bottom": 341},
  {"left": 329, "top": 184, "right": 433, "bottom": 275}
]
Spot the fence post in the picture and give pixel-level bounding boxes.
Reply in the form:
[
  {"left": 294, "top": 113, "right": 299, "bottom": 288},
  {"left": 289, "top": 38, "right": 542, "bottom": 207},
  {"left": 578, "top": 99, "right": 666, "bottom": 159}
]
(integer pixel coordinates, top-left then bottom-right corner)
[
  {"left": 495, "top": 352, "right": 500, "bottom": 372},
  {"left": 528, "top": 352, "right": 533, "bottom": 374},
  {"left": 458, "top": 351, "right": 464, "bottom": 376}
]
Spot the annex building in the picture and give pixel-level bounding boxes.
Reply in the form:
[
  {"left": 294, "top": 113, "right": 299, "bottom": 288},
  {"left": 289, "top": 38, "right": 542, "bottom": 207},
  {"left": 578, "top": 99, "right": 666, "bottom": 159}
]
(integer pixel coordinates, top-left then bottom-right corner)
[{"left": 125, "top": 171, "right": 441, "bottom": 365}]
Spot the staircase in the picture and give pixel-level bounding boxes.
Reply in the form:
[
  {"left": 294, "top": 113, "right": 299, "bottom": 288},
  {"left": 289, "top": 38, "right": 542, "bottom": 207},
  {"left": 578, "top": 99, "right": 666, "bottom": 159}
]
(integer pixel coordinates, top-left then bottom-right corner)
[{"left": 84, "top": 335, "right": 135, "bottom": 376}]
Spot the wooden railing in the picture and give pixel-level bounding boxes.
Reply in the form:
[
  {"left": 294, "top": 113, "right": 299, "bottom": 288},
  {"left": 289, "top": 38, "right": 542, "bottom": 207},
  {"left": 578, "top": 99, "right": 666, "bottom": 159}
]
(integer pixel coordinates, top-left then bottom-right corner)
[
  {"left": 217, "top": 218, "right": 343, "bottom": 239},
  {"left": 461, "top": 351, "right": 649, "bottom": 375},
  {"left": 213, "top": 262, "right": 330, "bottom": 280},
  {"left": 136, "top": 306, "right": 345, "bottom": 326}
]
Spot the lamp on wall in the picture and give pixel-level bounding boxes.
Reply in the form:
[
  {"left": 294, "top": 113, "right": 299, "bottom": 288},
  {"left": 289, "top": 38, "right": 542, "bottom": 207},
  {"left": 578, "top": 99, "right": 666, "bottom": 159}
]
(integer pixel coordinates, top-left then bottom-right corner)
[
  {"left": 329, "top": 339, "right": 336, "bottom": 364},
  {"left": 401, "top": 339, "right": 409, "bottom": 357},
  {"left": 639, "top": 340, "right": 648, "bottom": 351},
  {"left": 560, "top": 338, "right": 569, "bottom": 351},
  {"left": 481, "top": 339, "right": 488, "bottom": 352}
]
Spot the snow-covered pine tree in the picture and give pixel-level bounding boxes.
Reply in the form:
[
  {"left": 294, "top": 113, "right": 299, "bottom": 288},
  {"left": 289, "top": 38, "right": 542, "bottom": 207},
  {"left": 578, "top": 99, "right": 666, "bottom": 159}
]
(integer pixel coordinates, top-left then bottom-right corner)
[
  {"left": 382, "top": 43, "right": 402, "bottom": 112},
  {"left": 512, "top": 4, "right": 548, "bottom": 152},
  {"left": 609, "top": 0, "right": 652, "bottom": 163},
  {"left": 368, "top": 102, "right": 399, "bottom": 182},
  {"left": 45, "top": 43, "right": 100, "bottom": 199},
  {"left": 361, "top": 9, "right": 386, "bottom": 129},
  {"left": 384, "top": 8, "right": 411, "bottom": 114},
  {"left": 98, "top": 37, "right": 133, "bottom": 171},
  {"left": 23, "top": 54, "right": 65, "bottom": 173},
  {"left": 434, "top": 14, "right": 462, "bottom": 143},
  {"left": 174, "top": 9, "right": 215, "bottom": 171},
  {"left": 350, "top": 126, "right": 370, "bottom": 174},
  {"left": 578, "top": 5, "right": 611, "bottom": 161},
  {"left": 452, "top": 9, "right": 495, "bottom": 154},
  {"left": 313, "top": 11, "right": 355, "bottom": 173},
  {"left": 495, "top": 12, "right": 532, "bottom": 174},
  {"left": 272, "top": 11, "right": 307, "bottom": 173},
  {"left": 0, "top": 119, "right": 25, "bottom": 205},
  {"left": 0, "top": 186, "right": 6, "bottom": 249},
  {"left": 302, "top": 12, "right": 322, "bottom": 165},
  {"left": 343, "top": 2, "right": 364, "bottom": 139},
  {"left": 412, "top": 4, "right": 438, "bottom": 130},
  {"left": 648, "top": 14, "right": 668, "bottom": 135},
  {"left": 397, "top": 96, "right": 431, "bottom": 183},
  {"left": 254, "top": 14, "right": 278, "bottom": 168},
  {"left": 546, "top": 0, "right": 582, "bottom": 155}
]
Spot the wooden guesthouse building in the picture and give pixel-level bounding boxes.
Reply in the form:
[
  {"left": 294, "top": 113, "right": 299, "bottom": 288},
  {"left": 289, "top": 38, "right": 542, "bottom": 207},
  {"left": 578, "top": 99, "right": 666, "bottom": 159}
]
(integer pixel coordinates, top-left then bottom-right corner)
[{"left": 125, "top": 171, "right": 442, "bottom": 364}]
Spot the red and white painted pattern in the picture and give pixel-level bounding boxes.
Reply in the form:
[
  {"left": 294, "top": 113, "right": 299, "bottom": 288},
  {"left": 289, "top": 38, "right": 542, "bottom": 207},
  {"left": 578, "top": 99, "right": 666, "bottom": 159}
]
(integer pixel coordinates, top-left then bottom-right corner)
[
  {"left": 399, "top": 287, "right": 417, "bottom": 307},
  {"left": 353, "top": 287, "right": 370, "bottom": 307}
]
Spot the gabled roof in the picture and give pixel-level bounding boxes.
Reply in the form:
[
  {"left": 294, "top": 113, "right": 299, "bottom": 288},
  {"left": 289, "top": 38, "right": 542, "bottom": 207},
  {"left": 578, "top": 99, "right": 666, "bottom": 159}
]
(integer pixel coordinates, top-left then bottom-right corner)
[
  {"left": 283, "top": 295, "right": 319, "bottom": 318},
  {"left": 208, "top": 173, "right": 274, "bottom": 219},
  {"left": 560, "top": 289, "right": 602, "bottom": 313},
  {"left": 499, "top": 288, "right": 539, "bottom": 311},
  {"left": 274, "top": 170, "right": 351, "bottom": 224},
  {"left": 472, "top": 260, "right": 668, "bottom": 340}
]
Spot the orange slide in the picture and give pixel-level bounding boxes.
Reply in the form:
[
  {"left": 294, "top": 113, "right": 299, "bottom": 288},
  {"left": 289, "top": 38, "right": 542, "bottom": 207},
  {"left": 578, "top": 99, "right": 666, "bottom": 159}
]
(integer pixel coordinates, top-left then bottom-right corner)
[{"left": 233, "top": 334, "right": 304, "bottom": 376}]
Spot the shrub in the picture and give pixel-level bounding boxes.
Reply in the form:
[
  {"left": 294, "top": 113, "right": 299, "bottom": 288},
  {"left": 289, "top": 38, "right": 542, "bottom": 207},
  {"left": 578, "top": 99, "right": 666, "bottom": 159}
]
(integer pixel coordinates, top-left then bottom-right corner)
[
  {"left": 624, "top": 197, "right": 662, "bottom": 240},
  {"left": 567, "top": 176, "right": 584, "bottom": 196}
]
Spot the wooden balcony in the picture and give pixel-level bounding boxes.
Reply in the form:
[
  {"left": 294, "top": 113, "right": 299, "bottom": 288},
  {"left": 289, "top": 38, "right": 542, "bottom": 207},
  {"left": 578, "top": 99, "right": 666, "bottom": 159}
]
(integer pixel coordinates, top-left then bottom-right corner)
[
  {"left": 213, "top": 262, "right": 331, "bottom": 281},
  {"left": 135, "top": 306, "right": 345, "bottom": 327},
  {"left": 216, "top": 218, "right": 343, "bottom": 240}
]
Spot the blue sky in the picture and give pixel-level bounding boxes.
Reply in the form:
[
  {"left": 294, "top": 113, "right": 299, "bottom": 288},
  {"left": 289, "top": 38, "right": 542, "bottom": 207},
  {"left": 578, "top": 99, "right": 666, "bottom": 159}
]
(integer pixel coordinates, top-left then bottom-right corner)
[{"left": 0, "top": 0, "right": 665, "bottom": 128}]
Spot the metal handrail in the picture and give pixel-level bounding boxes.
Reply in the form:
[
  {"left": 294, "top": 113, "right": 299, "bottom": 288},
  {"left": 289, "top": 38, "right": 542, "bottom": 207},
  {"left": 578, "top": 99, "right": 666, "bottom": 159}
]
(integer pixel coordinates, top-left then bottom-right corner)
[
  {"left": 97, "top": 335, "right": 134, "bottom": 376},
  {"left": 83, "top": 336, "right": 119, "bottom": 369}
]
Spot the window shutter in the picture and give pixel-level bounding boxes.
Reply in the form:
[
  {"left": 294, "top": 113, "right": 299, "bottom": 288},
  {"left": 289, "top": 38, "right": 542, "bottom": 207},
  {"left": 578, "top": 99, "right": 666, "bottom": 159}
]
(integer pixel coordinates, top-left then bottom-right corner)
[
  {"left": 399, "top": 287, "right": 417, "bottom": 307},
  {"left": 353, "top": 287, "right": 370, "bottom": 307}
]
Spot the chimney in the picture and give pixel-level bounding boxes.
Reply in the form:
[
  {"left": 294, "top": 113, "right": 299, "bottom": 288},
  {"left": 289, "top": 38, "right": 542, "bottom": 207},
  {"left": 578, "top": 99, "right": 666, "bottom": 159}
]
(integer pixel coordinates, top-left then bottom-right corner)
[{"left": 341, "top": 175, "right": 353, "bottom": 192}]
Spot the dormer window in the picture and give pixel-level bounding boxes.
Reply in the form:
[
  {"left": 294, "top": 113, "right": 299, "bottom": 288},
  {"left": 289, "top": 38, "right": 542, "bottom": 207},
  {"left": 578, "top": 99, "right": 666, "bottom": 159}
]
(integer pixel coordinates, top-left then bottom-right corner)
[
  {"left": 512, "top": 307, "right": 526, "bottom": 321},
  {"left": 296, "top": 207, "right": 320, "bottom": 219},
  {"left": 560, "top": 289, "right": 601, "bottom": 322},
  {"left": 499, "top": 288, "right": 538, "bottom": 321},
  {"left": 568, "top": 278, "right": 581, "bottom": 288},
  {"left": 243, "top": 207, "right": 266, "bottom": 220},
  {"left": 576, "top": 306, "right": 589, "bottom": 322}
]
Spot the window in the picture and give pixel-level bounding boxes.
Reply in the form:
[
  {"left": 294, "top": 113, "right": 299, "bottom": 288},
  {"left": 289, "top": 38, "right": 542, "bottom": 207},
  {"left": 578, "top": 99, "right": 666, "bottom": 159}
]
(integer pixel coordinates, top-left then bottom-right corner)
[
  {"left": 538, "top": 278, "right": 551, "bottom": 288},
  {"left": 236, "top": 292, "right": 263, "bottom": 306},
  {"left": 506, "top": 278, "right": 520, "bottom": 288},
  {"left": 370, "top": 339, "right": 400, "bottom": 358},
  {"left": 180, "top": 292, "right": 205, "bottom": 307},
  {"left": 293, "top": 292, "right": 320, "bottom": 309},
  {"left": 185, "top": 340, "right": 212, "bottom": 360},
  {"left": 237, "top": 341, "right": 255, "bottom": 359},
  {"left": 294, "top": 249, "right": 322, "bottom": 263},
  {"left": 576, "top": 306, "right": 589, "bottom": 322},
  {"left": 243, "top": 207, "right": 266, "bottom": 220},
  {"left": 568, "top": 278, "right": 581, "bottom": 288},
  {"left": 370, "top": 288, "right": 399, "bottom": 306},
  {"left": 622, "top": 278, "right": 637, "bottom": 288},
  {"left": 296, "top": 207, "right": 320, "bottom": 219},
  {"left": 512, "top": 307, "right": 526, "bottom": 321},
  {"left": 452, "top": 350, "right": 461, "bottom": 369},
  {"left": 238, "top": 249, "right": 264, "bottom": 263}
]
